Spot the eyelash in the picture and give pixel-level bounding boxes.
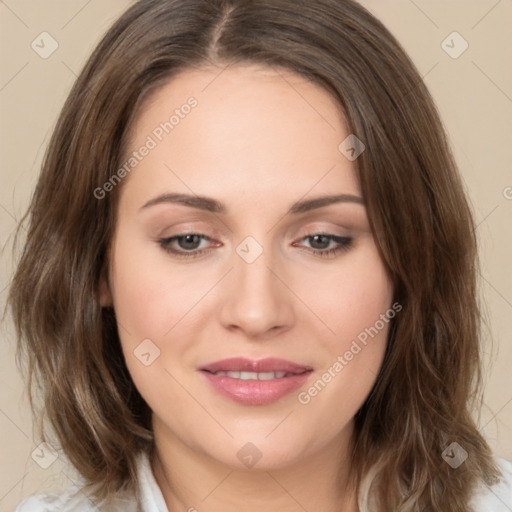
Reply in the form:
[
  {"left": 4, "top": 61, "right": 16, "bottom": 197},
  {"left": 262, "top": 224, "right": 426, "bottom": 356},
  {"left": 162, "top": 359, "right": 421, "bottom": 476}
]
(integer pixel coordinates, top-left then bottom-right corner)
[{"left": 158, "top": 233, "right": 353, "bottom": 259}]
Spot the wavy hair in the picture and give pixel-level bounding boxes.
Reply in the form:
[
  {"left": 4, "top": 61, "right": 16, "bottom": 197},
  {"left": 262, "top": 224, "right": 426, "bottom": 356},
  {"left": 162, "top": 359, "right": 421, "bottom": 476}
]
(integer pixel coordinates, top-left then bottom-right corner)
[{"left": 8, "top": 0, "right": 501, "bottom": 509}]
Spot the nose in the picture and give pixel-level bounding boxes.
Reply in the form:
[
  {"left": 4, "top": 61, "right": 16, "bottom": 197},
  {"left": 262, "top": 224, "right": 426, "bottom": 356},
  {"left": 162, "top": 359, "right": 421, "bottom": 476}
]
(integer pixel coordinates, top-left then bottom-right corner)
[{"left": 218, "top": 244, "right": 295, "bottom": 340}]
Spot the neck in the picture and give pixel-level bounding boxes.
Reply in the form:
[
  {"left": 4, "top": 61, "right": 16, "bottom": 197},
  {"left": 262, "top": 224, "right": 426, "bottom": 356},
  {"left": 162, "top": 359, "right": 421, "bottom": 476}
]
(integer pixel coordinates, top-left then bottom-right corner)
[{"left": 151, "top": 419, "right": 359, "bottom": 512}]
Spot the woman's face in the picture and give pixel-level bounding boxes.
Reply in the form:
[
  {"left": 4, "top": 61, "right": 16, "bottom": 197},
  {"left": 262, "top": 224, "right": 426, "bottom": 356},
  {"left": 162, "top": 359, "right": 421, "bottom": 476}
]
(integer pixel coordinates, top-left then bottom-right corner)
[{"left": 101, "top": 64, "right": 395, "bottom": 470}]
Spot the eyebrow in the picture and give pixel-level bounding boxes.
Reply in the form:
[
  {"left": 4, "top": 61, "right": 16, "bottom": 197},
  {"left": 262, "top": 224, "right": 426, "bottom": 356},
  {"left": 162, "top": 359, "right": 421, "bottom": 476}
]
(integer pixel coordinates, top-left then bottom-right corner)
[{"left": 140, "top": 192, "right": 364, "bottom": 215}]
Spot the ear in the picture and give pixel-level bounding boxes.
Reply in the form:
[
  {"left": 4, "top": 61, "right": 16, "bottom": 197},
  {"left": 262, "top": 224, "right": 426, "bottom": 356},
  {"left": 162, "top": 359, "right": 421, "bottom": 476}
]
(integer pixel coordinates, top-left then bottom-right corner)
[{"left": 98, "top": 263, "right": 113, "bottom": 307}]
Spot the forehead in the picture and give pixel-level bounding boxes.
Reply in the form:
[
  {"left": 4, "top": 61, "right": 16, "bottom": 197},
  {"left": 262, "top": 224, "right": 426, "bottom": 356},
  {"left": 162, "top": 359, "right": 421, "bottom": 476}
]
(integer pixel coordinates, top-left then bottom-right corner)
[{"left": 119, "top": 63, "right": 361, "bottom": 212}]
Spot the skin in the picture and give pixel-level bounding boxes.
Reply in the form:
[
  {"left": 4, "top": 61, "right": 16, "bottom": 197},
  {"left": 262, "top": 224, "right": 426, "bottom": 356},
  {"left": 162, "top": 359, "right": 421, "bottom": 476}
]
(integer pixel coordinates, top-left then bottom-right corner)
[{"left": 99, "top": 63, "right": 394, "bottom": 512}]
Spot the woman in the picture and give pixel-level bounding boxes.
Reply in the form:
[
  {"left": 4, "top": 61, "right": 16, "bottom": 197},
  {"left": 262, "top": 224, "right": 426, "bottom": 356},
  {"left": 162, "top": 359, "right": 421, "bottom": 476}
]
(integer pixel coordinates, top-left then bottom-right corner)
[{"left": 8, "top": 0, "right": 512, "bottom": 510}]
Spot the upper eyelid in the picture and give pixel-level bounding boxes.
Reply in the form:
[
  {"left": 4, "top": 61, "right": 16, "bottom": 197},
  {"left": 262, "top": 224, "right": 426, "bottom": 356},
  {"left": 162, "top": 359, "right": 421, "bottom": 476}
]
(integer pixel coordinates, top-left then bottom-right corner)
[{"left": 159, "top": 221, "right": 353, "bottom": 238}]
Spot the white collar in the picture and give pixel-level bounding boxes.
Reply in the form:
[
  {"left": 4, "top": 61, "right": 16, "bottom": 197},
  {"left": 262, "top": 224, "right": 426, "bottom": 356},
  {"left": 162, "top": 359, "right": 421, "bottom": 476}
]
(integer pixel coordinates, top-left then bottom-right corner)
[{"left": 135, "top": 452, "right": 169, "bottom": 512}]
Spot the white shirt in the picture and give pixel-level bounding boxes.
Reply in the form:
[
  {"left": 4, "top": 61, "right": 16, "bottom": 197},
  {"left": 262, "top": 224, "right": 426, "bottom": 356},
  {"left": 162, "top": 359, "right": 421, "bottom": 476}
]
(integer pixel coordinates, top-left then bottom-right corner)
[{"left": 15, "top": 454, "right": 512, "bottom": 511}]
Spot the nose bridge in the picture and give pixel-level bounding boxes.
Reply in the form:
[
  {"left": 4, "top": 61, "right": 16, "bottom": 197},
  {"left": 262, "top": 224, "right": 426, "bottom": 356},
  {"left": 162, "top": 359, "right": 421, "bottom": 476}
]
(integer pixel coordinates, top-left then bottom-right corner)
[
  {"left": 234, "top": 235, "right": 282, "bottom": 306},
  {"left": 237, "top": 244, "right": 275, "bottom": 292}
]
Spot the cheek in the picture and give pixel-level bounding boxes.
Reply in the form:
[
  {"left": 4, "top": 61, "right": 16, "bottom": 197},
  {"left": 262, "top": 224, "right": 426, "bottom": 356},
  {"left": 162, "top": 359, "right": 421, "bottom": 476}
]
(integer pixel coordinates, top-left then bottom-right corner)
[
  {"left": 107, "top": 234, "right": 197, "bottom": 408},
  {"left": 108, "top": 231, "right": 208, "bottom": 343},
  {"left": 296, "top": 244, "right": 393, "bottom": 412},
  {"left": 303, "top": 242, "right": 394, "bottom": 350}
]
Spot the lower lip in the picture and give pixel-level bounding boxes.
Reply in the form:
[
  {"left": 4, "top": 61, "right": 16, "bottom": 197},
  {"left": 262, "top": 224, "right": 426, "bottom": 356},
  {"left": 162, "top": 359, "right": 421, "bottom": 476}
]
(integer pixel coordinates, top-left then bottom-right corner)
[{"left": 201, "top": 371, "right": 312, "bottom": 405}]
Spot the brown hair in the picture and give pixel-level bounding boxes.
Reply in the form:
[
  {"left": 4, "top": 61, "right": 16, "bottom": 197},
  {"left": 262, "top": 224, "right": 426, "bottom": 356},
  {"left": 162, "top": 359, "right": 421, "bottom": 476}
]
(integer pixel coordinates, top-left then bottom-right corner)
[{"left": 8, "top": 0, "right": 502, "bottom": 509}]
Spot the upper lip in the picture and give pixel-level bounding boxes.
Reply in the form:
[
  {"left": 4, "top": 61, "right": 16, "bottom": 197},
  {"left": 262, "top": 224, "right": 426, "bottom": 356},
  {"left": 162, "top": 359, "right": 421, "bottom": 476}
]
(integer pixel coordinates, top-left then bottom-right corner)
[{"left": 200, "top": 357, "right": 313, "bottom": 374}]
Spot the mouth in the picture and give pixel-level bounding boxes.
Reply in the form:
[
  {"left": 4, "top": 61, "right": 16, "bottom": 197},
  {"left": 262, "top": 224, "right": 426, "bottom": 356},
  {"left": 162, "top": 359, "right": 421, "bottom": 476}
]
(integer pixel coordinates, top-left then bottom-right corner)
[{"left": 199, "top": 358, "right": 313, "bottom": 405}]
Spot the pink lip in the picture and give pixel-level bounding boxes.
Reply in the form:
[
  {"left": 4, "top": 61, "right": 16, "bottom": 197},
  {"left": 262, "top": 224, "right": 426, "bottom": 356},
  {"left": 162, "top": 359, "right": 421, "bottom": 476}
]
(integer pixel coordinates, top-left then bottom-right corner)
[{"left": 200, "top": 358, "right": 313, "bottom": 405}]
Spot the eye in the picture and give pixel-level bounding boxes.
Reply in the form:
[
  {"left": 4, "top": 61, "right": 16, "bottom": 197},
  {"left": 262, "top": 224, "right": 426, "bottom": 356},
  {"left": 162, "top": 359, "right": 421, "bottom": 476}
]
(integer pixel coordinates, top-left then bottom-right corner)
[
  {"left": 294, "top": 233, "right": 353, "bottom": 258},
  {"left": 158, "top": 233, "right": 216, "bottom": 258}
]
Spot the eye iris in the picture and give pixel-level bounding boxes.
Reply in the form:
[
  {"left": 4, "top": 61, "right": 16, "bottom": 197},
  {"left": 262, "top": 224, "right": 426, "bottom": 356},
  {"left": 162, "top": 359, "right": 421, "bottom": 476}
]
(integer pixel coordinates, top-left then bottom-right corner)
[
  {"left": 310, "top": 234, "right": 330, "bottom": 249},
  {"left": 179, "top": 234, "right": 202, "bottom": 250}
]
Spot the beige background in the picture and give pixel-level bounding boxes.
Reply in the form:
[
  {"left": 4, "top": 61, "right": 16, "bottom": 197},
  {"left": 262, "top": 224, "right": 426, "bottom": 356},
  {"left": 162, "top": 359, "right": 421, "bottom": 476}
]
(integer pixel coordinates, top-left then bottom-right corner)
[{"left": 0, "top": 1, "right": 511, "bottom": 510}]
